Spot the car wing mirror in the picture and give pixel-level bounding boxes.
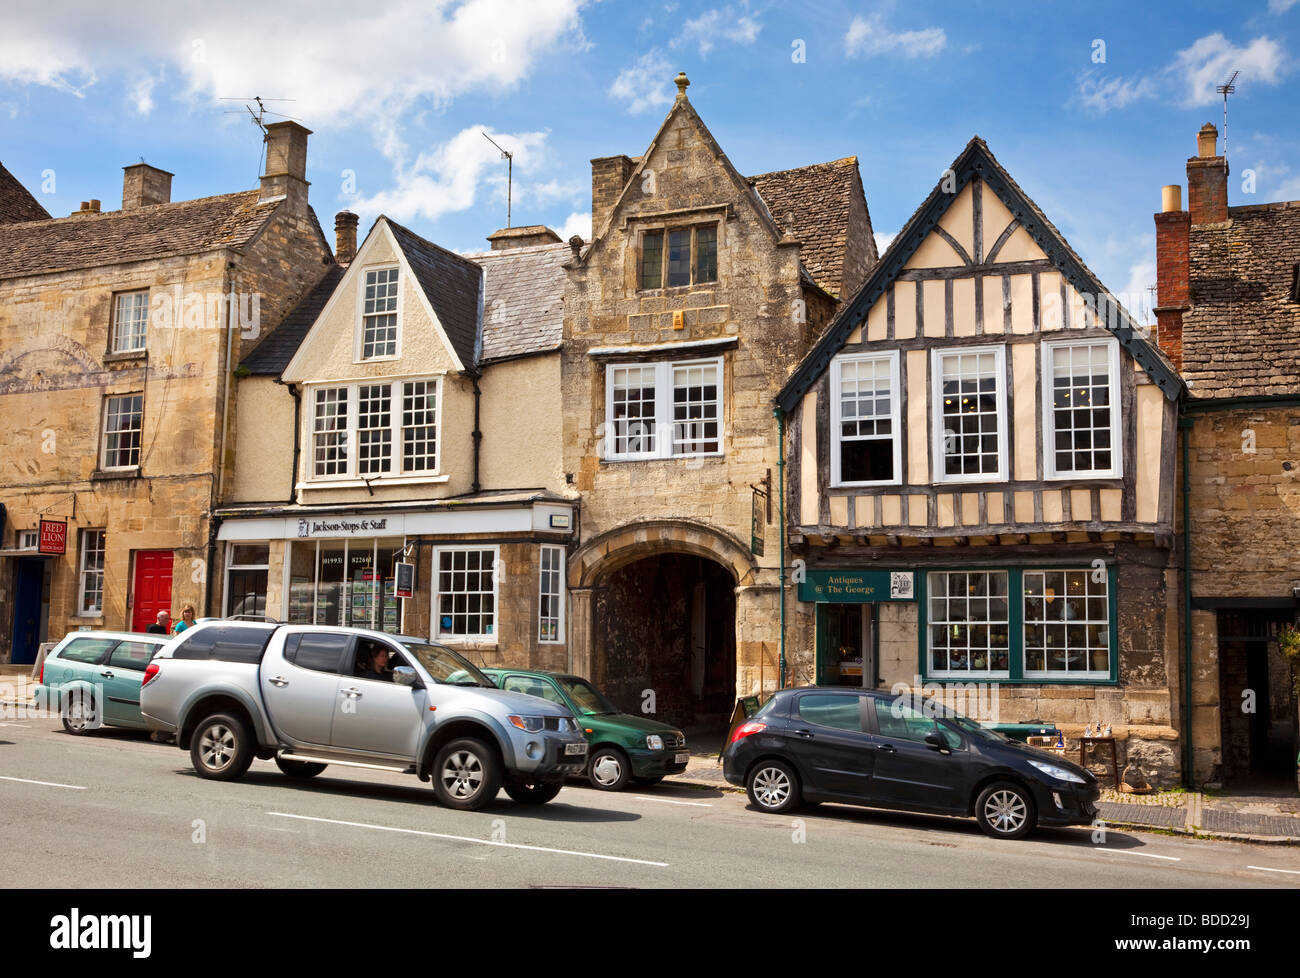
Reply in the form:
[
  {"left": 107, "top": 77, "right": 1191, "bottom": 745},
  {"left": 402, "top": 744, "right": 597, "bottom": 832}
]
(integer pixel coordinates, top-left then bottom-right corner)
[
  {"left": 393, "top": 666, "right": 420, "bottom": 688},
  {"left": 924, "top": 730, "right": 949, "bottom": 752}
]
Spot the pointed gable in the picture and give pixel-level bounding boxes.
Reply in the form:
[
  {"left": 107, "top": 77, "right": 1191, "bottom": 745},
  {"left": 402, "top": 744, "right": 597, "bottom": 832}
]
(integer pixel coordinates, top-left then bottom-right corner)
[
  {"left": 777, "top": 137, "right": 1183, "bottom": 412},
  {"left": 0, "top": 162, "right": 50, "bottom": 225},
  {"left": 386, "top": 219, "right": 483, "bottom": 370}
]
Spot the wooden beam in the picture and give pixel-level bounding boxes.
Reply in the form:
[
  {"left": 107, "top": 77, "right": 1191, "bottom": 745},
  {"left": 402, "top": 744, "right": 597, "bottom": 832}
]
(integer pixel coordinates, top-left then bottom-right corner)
[
  {"left": 952, "top": 535, "right": 969, "bottom": 546},
  {"left": 819, "top": 533, "right": 839, "bottom": 548},
  {"left": 1051, "top": 531, "right": 1067, "bottom": 543},
  {"left": 853, "top": 534, "right": 870, "bottom": 547},
  {"left": 886, "top": 534, "right": 902, "bottom": 548}
]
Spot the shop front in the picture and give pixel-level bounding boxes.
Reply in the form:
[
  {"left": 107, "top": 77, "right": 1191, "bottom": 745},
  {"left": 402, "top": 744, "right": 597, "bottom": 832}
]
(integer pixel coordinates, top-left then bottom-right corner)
[{"left": 801, "top": 569, "right": 917, "bottom": 689}]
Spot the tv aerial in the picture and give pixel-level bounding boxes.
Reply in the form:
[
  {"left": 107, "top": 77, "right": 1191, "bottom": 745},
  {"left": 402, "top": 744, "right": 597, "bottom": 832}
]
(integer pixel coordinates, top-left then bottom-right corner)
[
  {"left": 1216, "top": 71, "right": 1239, "bottom": 163},
  {"left": 482, "top": 131, "right": 514, "bottom": 228},
  {"left": 219, "top": 96, "right": 299, "bottom": 171}
]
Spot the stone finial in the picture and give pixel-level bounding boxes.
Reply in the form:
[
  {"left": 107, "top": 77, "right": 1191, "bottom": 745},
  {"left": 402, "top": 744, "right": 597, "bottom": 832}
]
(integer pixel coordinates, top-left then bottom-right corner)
[
  {"left": 568, "top": 234, "right": 584, "bottom": 259},
  {"left": 674, "top": 71, "right": 690, "bottom": 99},
  {"left": 1196, "top": 122, "right": 1219, "bottom": 159}
]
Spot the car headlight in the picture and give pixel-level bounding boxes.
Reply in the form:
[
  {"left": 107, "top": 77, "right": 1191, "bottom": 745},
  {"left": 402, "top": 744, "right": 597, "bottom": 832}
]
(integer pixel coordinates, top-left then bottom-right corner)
[
  {"left": 646, "top": 734, "right": 664, "bottom": 750},
  {"left": 1028, "top": 759, "right": 1086, "bottom": 784},
  {"left": 508, "top": 715, "right": 545, "bottom": 733}
]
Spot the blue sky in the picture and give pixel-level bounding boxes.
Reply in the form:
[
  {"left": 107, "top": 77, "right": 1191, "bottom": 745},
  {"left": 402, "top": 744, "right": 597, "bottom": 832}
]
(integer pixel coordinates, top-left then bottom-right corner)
[{"left": 3, "top": 0, "right": 1298, "bottom": 320}]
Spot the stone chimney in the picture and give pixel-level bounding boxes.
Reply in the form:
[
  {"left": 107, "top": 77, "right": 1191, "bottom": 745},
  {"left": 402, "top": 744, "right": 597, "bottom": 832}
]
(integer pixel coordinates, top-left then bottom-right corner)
[
  {"left": 1153, "top": 183, "right": 1190, "bottom": 370},
  {"left": 335, "top": 210, "right": 358, "bottom": 265},
  {"left": 485, "top": 225, "right": 562, "bottom": 251},
  {"left": 259, "top": 121, "right": 311, "bottom": 211},
  {"left": 1187, "top": 122, "right": 1228, "bottom": 226},
  {"left": 591, "top": 155, "right": 637, "bottom": 237},
  {"left": 122, "top": 163, "right": 173, "bottom": 210}
]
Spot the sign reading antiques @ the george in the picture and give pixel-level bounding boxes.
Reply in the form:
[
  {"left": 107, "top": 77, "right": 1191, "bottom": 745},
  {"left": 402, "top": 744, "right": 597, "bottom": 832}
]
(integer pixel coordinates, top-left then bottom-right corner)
[
  {"left": 38, "top": 519, "right": 67, "bottom": 555},
  {"left": 797, "top": 569, "right": 916, "bottom": 603}
]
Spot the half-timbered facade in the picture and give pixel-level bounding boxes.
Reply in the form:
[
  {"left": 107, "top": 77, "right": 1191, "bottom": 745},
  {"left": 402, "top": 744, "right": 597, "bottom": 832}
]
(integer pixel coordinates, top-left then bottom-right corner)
[{"left": 777, "top": 138, "right": 1185, "bottom": 785}]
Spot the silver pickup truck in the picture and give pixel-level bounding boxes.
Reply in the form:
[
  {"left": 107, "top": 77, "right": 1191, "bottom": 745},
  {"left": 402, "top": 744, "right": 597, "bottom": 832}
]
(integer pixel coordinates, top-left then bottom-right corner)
[{"left": 139, "top": 621, "right": 588, "bottom": 810}]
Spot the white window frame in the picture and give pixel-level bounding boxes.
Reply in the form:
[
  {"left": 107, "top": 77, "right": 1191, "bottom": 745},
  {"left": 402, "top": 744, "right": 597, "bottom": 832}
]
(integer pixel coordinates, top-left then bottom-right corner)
[
  {"left": 305, "top": 378, "right": 442, "bottom": 483},
  {"left": 78, "top": 529, "right": 106, "bottom": 617},
  {"left": 925, "top": 569, "right": 1011, "bottom": 680},
  {"left": 354, "top": 265, "right": 402, "bottom": 363},
  {"left": 1021, "top": 568, "right": 1111, "bottom": 681},
  {"left": 931, "top": 345, "right": 1008, "bottom": 484},
  {"left": 831, "top": 351, "right": 902, "bottom": 487},
  {"left": 223, "top": 543, "right": 271, "bottom": 618},
  {"left": 432, "top": 545, "right": 500, "bottom": 644},
  {"left": 1041, "top": 338, "right": 1123, "bottom": 480},
  {"left": 603, "top": 356, "right": 724, "bottom": 461},
  {"left": 101, "top": 392, "right": 144, "bottom": 471},
  {"left": 17, "top": 530, "right": 38, "bottom": 551},
  {"left": 538, "top": 545, "right": 565, "bottom": 644},
  {"left": 110, "top": 290, "right": 149, "bottom": 354}
]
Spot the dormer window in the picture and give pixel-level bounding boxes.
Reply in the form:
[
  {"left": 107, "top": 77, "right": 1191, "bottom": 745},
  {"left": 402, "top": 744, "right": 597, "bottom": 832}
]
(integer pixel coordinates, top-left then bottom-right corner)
[
  {"left": 640, "top": 225, "right": 718, "bottom": 289},
  {"left": 359, "top": 267, "right": 399, "bottom": 359}
]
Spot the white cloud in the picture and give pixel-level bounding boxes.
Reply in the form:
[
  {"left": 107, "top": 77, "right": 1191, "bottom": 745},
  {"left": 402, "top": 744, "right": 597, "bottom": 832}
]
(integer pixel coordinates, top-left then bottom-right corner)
[
  {"left": 1119, "top": 248, "right": 1156, "bottom": 325},
  {"left": 1167, "top": 32, "right": 1289, "bottom": 106},
  {"left": 610, "top": 50, "right": 675, "bottom": 114},
  {"left": 1074, "top": 72, "right": 1157, "bottom": 114},
  {"left": 0, "top": 0, "right": 587, "bottom": 123},
  {"left": 1269, "top": 0, "right": 1299, "bottom": 13},
  {"left": 874, "top": 231, "right": 897, "bottom": 254},
  {"left": 674, "top": 7, "right": 762, "bottom": 57},
  {"left": 128, "top": 77, "right": 156, "bottom": 116},
  {"left": 557, "top": 211, "right": 592, "bottom": 242},
  {"left": 844, "top": 15, "right": 946, "bottom": 59}
]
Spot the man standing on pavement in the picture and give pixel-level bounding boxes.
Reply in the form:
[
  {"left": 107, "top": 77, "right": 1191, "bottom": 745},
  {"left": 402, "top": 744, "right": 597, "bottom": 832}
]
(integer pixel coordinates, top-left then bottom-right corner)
[{"left": 147, "top": 611, "right": 171, "bottom": 635}]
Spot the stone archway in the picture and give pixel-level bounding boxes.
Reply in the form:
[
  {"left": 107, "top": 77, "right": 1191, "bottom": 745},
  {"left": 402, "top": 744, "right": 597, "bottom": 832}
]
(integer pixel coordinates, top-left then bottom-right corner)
[{"left": 568, "top": 520, "right": 756, "bottom": 727}]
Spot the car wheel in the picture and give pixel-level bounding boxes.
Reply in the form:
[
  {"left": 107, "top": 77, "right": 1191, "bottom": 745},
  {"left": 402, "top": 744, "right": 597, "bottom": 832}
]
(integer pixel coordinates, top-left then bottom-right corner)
[
  {"left": 587, "top": 747, "right": 631, "bottom": 791},
  {"left": 632, "top": 775, "right": 664, "bottom": 786},
  {"left": 504, "top": 780, "right": 563, "bottom": 805},
  {"left": 433, "top": 738, "right": 501, "bottom": 811},
  {"left": 190, "top": 713, "right": 255, "bottom": 782},
  {"left": 275, "top": 757, "right": 328, "bottom": 779},
  {"left": 975, "top": 781, "right": 1037, "bottom": 840},
  {"left": 746, "top": 759, "right": 800, "bottom": 814},
  {"left": 61, "top": 691, "right": 98, "bottom": 736}
]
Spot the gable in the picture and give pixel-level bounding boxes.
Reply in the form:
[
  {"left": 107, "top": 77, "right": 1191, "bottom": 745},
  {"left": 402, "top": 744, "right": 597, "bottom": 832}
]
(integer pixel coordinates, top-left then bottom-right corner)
[
  {"left": 777, "top": 138, "right": 1183, "bottom": 412},
  {"left": 281, "top": 220, "right": 476, "bottom": 383},
  {"left": 0, "top": 162, "right": 50, "bottom": 224}
]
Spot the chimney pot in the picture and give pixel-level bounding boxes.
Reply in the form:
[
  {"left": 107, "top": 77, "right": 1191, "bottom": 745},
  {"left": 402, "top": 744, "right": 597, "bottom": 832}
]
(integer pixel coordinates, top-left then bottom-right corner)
[
  {"left": 259, "top": 121, "right": 312, "bottom": 211},
  {"left": 1161, "top": 185, "right": 1183, "bottom": 213},
  {"left": 1197, "top": 123, "right": 1219, "bottom": 159},
  {"left": 334, "top": 210, "right": 358, "bottom": 265},
  {"left": 122, "top": 163, "right": 174, "bottom": 210}
]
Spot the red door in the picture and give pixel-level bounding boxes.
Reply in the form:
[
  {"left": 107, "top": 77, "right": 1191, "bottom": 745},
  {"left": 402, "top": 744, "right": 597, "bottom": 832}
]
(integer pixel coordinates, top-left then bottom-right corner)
[{"left": 131, "top": 551, "right": 175, "bottom": 633}]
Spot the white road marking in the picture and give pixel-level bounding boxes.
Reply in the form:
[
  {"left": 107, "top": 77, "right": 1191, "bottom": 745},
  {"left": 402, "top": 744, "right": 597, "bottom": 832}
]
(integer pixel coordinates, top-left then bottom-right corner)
[
  {"left": 632, "top": 795, "right": 713, "bottom": 807},
  {"left": 267, "top": 811, "right": 669, "bottom": 867},
  {"left": 0, "top": 775, "right": 87, "bottom": 790},
  {"left": 1096, "top": 847, "right": 1180, "bottom": 861},
  {"left": 0, "top": 722, "right": 30, "bottom": 727},
  {"left": 1247, "top": 865, "right": 1300, "bottom": 876}
]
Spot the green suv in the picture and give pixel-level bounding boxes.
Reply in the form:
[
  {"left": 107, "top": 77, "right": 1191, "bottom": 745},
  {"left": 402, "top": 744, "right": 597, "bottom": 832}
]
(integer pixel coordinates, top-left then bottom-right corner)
[{"left": 481, "top": 669, "right": 688, "bottom": 791}]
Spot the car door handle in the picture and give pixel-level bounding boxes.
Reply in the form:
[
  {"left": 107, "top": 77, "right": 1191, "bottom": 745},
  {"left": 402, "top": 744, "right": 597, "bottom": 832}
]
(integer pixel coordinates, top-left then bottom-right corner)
[
  {"left": 341, "top": 687, "right": 362, "bottom": 698},
  {"left": 99, "top": 670, "right": 115, "bottom": 679},
  {"left": 268, "top": 676, "right": 289, "bottom": 687},
  {"left": 876, "top": 744, "right": 896, "bottom": 753},
  {"left": 792, "top": 728, "right": 814, "bottom": 739}
]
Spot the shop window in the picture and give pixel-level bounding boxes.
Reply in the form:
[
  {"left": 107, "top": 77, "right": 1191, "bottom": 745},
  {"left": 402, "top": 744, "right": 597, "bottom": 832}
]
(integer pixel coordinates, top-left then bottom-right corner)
[
  {"left": 284, "top": 538, "right": 405, "bottom": 633},
  {"left": 434, "top": 547, "right": 498, "bottom": 641},
  {"left": 1043, "top": 339, "right": 1120, "bottom": 478},
  {"left": 225, "top": 543, "right": 269, "bottom": 618},
  {"left": 832, "top": 352, "right": 900, "bottom": 486},
  {"left": 538, "top": 545, "right": 564, "bottom": 643},
  {"left": 927, "top": 570, "right": 1010, "bottom": 677},
  {"left": 1023, "top": 569, "right": 1110, "bottom": 678},
  {"left": 932, "top": 347, "right": 1006, "bottom": 482}
]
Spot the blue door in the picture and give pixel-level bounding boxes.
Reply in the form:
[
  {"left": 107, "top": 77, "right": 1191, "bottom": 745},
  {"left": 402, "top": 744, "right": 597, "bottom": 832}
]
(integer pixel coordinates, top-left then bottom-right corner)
[{"left": 10, "top": 557, "right": 45, "bottom": 665}]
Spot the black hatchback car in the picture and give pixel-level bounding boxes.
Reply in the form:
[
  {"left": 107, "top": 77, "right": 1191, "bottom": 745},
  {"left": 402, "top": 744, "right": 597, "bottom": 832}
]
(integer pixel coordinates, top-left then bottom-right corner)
[{"left": 722, "top": 687, "right": 1098, "bottom": 839}]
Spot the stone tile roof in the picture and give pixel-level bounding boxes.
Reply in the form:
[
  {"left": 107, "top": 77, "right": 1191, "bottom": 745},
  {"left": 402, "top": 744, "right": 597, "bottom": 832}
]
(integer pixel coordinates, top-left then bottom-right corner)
[
  {"left": 749, "top": 157, "right": 862, "bottom": 297},
  {"left": 0, "top": 162, "right": 50, "bottom": 224},
  {"left": 385, "top": 218, "right": 483, "bottom": 371},
  {"left": 241, "top": 263, "right": 345, "bottom": 375},
  {"left": 1183, "top": 201, "right": 1300, "bottom": 398},
  {"left": 0, "top": 189, "right": 280, "bottom": 281},
  {"left": 464, "top": 241, "right": 568, "bottom": 363}
]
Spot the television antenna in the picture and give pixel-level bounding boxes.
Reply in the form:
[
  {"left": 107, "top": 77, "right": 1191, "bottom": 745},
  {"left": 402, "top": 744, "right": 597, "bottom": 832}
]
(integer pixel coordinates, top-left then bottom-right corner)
[
  {"left": 482, "top": 131, "right": 514, "bottom": 228},
  {"left": 1216, "top": 70, "right": 1239, "bottom": 163},
  {"left": 219, "top": 96, "right": 299, "bottom": 171}
]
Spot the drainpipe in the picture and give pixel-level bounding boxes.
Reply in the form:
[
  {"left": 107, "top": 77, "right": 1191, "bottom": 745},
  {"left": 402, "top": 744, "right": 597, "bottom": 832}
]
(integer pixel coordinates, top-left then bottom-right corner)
[
  {"left": 1180, "top": 413, "right": 1194, "bottom": 786},
  {"left": 216, "top": 259, "right": 238, "bottom": 504},
  {"left": 775, "top": 406, "right": 787, "bottom": 690},
  {"left": 204, "top": 514, "right": 222, "bottom": 618},
  {"left": 471, "top": 374, "right": 482, "bottom": 495},
  {"left": 282, "top": 380, "right": 301, "bottom": 504}
]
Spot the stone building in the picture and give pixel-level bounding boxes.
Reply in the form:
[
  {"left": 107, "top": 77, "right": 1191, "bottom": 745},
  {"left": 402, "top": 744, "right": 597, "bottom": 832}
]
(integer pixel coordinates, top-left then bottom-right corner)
[
  {"left": 215, "top": 216, "right": 575, "bottom": 668},
  {"left": 0, "top": 162, "right": 50, "bottom": 224},
  {"left": 1154, "top": 123, "right": 1300, "bottom": 788},
  {"left": 0, "top": 123, "right": 333, "bottom": 662},
  {"left": 777, "top": 137, "right": 1186, "bottom": 785},
  {"left": 562, "top": 73, "right": 877, "bottom": 726}
]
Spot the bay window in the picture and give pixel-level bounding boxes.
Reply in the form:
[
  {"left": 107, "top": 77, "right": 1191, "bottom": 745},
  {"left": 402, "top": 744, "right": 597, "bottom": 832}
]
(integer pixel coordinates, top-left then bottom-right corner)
[
  {"left": 309, "top": 379, "right": 439, "bottom": 480},
  {"left": 605, "top": 357, "right": 722, "bottom": 460}
]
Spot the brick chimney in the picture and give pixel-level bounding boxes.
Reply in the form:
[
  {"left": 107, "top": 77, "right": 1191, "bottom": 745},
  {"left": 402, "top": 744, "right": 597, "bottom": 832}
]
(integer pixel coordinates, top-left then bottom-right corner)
[
  {"left": 1187, "top": 122, "right": 1228, "bottom": 226},
  {"left": 259, "top": 121, "right": 311, "bottom": 211},
  {"left": 591, "top": 155, "right": 637, "bottom": 236},
  {"left": 335, "top": 210, "right": 358, "bottom": 265},
  {"left": 486, "top": 225, "right": 562, "bottom": 251},
  {"left": 1153, "top": 183, "right": 1190, "bottom": 370},
  {"left": 122, "top": 163, "right": 173, "bottom": 210}
]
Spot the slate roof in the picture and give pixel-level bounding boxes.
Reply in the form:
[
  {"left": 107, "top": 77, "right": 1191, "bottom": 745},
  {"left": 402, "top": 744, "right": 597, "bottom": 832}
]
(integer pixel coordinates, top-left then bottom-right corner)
[
  {"left": 1182, "top": 201, "right": 1300, "bottom": 398},
  {"left": 0, "top": 190, "right": 282, "bottom": 281},
  {"left": 0, "top": 162, "right": 50, "bottom": 224},
  {"left": 777, "top": 136, "right": 1183, "bottom": 413},
  {"left": 242, "top": 263, "right": 345, "bottom": 375},
  {"left": 465, "top": 241, "right": 568, "bottom": 363},
  {"left": 385, "top": 218, "right": 484, "bottom": 371},
  {"left": 750, "top": 157, "right": 865, "bottom": 297}
]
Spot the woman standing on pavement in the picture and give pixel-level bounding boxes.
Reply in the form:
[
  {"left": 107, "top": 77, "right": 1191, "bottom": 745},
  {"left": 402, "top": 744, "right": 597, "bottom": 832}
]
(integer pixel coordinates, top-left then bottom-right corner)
[{"left": 173, "top": 604, "right": 196, "bottom": 635}]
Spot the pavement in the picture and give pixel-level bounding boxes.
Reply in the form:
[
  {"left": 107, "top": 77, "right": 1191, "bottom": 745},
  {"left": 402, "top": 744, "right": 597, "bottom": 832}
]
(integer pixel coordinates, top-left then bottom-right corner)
[{"left": 6, "top": 663, "right": 1298, "bottom": 845}]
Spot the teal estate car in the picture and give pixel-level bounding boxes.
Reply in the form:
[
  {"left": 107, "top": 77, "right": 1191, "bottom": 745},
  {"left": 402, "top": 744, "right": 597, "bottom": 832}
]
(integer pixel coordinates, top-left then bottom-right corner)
[
  {"left": 481, "top": 669, "right": 689, "bottom": 791},
  {"left": 37, "top": 631, "right": 169, "bottom": 734}
]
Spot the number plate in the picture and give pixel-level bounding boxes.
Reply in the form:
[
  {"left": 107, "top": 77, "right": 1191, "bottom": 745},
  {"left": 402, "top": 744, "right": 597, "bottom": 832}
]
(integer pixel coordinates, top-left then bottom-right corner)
[
  {"left": 675, "top": 752, "right": 689, "bottom": 764},
  {"left": 565, "top": 742, "right": 588, "bottom": 756}
]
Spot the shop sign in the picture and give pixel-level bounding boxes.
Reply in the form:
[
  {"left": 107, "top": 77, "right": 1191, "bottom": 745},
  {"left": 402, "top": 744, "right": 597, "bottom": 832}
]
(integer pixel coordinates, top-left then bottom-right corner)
[
  {"left": 797, "top": 569, "right": 916, "bottom": 603},
  {"left": 38, "top": 519, "right": 67, "bottom": 555},
  {"left": 394, "top": 562, "right": 415, "bottom": 599},
  {"left": 295, "top": 516, "right": 394, "bottom": 539}
]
